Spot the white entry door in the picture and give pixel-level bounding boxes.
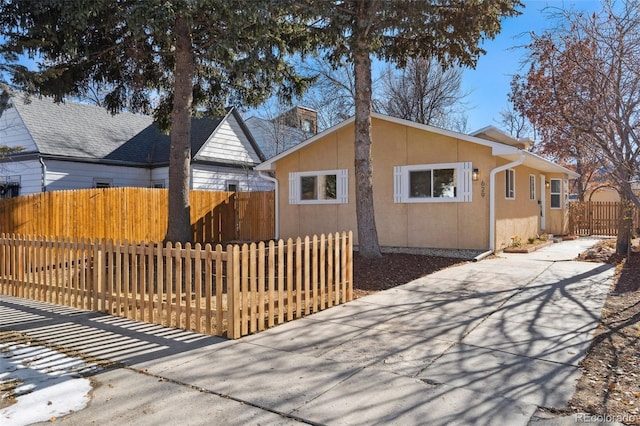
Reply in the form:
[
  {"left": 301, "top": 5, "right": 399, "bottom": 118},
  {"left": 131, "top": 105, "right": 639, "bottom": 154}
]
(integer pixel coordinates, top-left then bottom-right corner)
[{"left": 540, "top": 175, "right": 546, "bottom": 231}]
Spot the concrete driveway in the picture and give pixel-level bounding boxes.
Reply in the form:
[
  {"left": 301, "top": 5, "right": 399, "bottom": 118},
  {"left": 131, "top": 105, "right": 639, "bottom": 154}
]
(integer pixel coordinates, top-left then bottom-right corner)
[{"left": 0, "top": 238, "right": 614, "bottom": 425}]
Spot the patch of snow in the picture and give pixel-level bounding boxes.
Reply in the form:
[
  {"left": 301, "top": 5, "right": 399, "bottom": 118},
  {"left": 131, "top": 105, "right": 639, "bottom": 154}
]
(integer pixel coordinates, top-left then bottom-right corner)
[{"left": 1, "top": 342, "right": 99, "bottom": 425}]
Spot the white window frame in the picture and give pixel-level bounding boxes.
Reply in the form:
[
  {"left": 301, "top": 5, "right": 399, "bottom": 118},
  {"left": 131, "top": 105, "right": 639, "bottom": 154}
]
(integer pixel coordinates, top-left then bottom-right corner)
[
  {"left": 393, "top": 162, "right": 472, "bottom": 203},
  {"left": 529, "top": 174, "right": 536, "bottom": 200},
  {"left": 550, "top": 178, "right": 562, "bottom": 209},
  {"left": 289, "top": 169, "right": 348, "bottom": 205},
  {"left": 505, "top": 169, "right": 515, "bottom": 200}
]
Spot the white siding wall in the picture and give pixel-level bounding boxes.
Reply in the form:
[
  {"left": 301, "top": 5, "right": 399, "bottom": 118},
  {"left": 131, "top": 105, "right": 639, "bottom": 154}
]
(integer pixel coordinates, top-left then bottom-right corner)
[
  {"left": 196, "top": 115, "right": 261, "bottom": 164},
  {"left": 191, "top": 165, "right": 273, "bottom": 191},
  {"left": 150, "top": 167, "right": 169, "bottom": 188},
  {"left": 0, "top": 105, "right": 38, "bottom": 152},
  {"left": 45, "top": 160, "right": 151, "bottom": 191},
  {"left": 0, "top": 159, "right": 43, "bottom": 195}
]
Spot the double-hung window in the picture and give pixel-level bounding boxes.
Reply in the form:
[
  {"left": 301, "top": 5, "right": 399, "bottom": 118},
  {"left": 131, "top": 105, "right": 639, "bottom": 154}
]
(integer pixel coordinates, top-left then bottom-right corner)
[
  {"left": 505, "top": 169, "right": 515, "bottom": 199},
  {"left": 393, "top": 162, "right": 472, "bottom": 203},
  {"left": 289, "top": 170, "right": 348, "bottom": 204},
  {"left": 550, "top": 178, "right": 562, "bottom": 209}
]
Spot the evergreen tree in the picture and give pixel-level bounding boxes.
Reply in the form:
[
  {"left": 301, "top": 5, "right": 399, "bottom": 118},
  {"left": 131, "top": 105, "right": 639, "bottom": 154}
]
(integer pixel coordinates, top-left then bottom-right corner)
[{"left": 0, "top": 0, "right": 311, "bottom": 242}]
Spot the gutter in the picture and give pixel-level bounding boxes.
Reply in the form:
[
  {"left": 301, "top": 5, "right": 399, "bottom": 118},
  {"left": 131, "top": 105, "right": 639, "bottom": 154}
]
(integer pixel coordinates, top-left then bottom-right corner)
[
  {"left": 488, "top": 153, "right": 526, "bottom": 252},
  {"left": 258, "top": 171, "right": 279, "bottom": 239},
  {"left": 38, "top": 156, "right": 47, "bottom": 192}
]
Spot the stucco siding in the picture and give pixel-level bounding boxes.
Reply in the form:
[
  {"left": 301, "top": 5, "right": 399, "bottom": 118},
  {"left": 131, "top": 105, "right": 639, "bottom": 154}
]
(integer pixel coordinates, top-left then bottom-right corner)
[
  {"left": 270, "top": 116, "right": 574, "bottom": 250},
  {"left": 494, "top": 164, "right": 547, "bottom": 250},
  {"left": 368, "top": 119, "right": 492, "bottom": 250},
  {"left": 276, "top": 118, "right": 493, "bottom": 250},
  {"left": 44, "top": 160, "right": 150, "bottom": 191}
]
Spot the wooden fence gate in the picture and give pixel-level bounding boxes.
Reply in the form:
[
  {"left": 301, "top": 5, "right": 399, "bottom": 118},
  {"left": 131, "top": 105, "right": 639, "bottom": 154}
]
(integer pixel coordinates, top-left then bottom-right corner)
[{"left": 569, "top": 201, "right": 640, "bottom": 236}]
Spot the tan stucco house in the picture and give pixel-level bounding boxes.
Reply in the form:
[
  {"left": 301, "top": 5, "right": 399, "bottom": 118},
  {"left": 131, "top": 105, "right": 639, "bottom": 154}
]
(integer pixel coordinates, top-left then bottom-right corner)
[{"left": 256, "top": 113, "right": 579, "bottom": 253}]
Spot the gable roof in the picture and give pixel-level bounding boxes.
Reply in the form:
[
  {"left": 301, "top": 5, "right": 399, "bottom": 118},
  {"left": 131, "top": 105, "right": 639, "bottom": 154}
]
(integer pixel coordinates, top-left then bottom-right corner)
[
  {"left": 12, "top": 94, "right": 154, "bottom": 162},
  {"left": 256, "top": 112, "right": 579, "bottom": 178},
  {"left": 470, "top": 125, "right": 533, "bottom": 150},
  {"left": 8, "top": 94, "right": 261, "bottom": 167}
]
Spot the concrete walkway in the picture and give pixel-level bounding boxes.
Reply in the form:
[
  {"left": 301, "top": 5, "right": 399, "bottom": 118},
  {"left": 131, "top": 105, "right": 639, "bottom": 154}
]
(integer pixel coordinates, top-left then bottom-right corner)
[{"left": 0, "top": 238, "right": 614, "bottom": 425}]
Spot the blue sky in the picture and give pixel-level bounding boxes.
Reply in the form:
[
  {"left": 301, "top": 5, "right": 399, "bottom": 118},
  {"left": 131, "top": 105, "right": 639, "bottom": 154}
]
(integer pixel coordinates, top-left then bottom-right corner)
[
  {"left": 462, "top": 0, "right": 602, "bottom": 132},
  {"left": 3, "top": 0, "right": 603, "bottom": 134}
]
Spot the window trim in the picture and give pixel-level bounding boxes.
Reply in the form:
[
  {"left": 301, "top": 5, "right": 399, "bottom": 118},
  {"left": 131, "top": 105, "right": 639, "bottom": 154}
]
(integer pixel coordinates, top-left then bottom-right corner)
[
  {"left": 394, "top": 162, "right": 472, "bottom": 203},
  {"left": 289, "top": 169, "right": 348, "bottom": 205},
  {"left": 529, "top": 174, "right": 536, "bottom": 200},
  {"left": 226, "top": 180, "right": 239, "bottom": 192},
  {"left": 550, "top": 178, "right": 562, "bottom": 209},
  {"left": 505, "top": 169, "right": 515, "bottom": 200},
  {"left": 0, "top": 176, "right": 20, "bottom": 199}
]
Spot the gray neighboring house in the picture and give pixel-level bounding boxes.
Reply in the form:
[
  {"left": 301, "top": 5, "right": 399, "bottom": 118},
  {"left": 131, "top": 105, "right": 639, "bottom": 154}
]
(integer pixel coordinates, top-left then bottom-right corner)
[
  {"left": 0, "top": 94, "right": 272, "bottom": 198},
  {"left": 245, "top": 106, "right": 318, "bottom": 159}
]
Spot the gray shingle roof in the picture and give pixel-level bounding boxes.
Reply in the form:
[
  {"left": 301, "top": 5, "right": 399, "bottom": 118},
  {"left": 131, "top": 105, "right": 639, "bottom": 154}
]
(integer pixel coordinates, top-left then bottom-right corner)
[{"left": 10, "top": 94, "right": 227, "bottom": 165}]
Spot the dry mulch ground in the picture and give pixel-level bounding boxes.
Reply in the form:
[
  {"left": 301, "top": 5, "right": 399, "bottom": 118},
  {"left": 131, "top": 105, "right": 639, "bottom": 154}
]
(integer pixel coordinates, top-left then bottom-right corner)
[
  {"left": 353, "top": 240, "right": 640, "bottom": 424},
  {"left": 569, "top": 242, "right": 640, "bottom": 424},
  {"left": 352, "top": 252, "right": 465, "bottom": 298}
]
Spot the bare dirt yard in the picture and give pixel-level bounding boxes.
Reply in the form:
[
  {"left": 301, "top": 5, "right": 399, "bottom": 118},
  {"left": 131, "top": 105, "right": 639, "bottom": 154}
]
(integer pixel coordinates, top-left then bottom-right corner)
[{"left": 353, "top": 239, "right": 640, "bottom": 424}]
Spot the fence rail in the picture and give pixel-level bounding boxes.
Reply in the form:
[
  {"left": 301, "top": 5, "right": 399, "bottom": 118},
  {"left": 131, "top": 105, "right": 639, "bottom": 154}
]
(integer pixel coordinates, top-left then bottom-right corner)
[
  {"left": 0, "top": 232, "right": 353, "bottom": 339},
  {"left": 0, "top": 188, "right": 275, "bottom": 244},
  {"left": 569, "top": 201, "right": 640, "bottom": 236}
]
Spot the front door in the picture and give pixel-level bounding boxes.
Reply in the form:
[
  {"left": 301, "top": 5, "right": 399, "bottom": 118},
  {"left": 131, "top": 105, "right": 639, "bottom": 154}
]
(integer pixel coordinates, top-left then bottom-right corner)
[{"left": 540, "top": 175, "right": 546, "bottom": 231}]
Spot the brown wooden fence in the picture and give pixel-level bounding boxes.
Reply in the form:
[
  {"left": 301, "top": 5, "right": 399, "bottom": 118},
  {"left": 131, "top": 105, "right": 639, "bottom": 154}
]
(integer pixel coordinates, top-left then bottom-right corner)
[
  {"left": 0, "top": 188, "right": 274, "bottom": 244},
  {"left": 0, "top": 232, "right": 353, "bottom": 339},
  {"left": 569, "top": 201, "right": 640, "bottom": 236}
]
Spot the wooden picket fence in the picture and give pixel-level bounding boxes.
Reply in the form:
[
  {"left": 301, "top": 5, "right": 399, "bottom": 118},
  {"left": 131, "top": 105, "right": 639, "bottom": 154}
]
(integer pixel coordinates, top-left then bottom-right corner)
[
  {"left": 0, "top": 188, "right": 275, "bottom": 244},
  {"left": 569, "top": 201, "right": 640, "bottom": 236},
  {"left": 0, "top": 232, "right": 353, "bottom": 339}
]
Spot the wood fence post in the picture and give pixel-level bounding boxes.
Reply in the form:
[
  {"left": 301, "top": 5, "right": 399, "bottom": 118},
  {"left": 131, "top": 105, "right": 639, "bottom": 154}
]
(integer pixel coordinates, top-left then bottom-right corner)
[
  {"left": 92, "top": 239, "right": 103, "bottom": 311},
  {"left": 227, "top": 244, "right": 241, "bottom": 339}
]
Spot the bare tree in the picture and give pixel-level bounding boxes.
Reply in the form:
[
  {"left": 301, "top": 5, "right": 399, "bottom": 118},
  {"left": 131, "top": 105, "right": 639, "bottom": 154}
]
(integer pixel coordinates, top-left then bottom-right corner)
[
  {"left": 511, "top": 0, "right": 640, "bottom": 254},
  {"left": 497, "top": 105, "right": 533, "bottom": 140},
  {"left": 379, "top": 58, "right": 469, "bottom": 130},
  {"left": 296, "top": 56, "right": 360, "bottom": 131}
]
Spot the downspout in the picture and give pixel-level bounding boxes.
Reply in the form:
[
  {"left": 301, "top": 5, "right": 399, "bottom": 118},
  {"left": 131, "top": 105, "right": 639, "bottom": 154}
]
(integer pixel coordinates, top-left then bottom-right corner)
[
  {"left": 488, "top": 153, "right": 525, "bottom": 253},
  {"left": 39, "top": 156, "right": 47, "bottom": 192},
  {"left": 258, "top": 171, "right": 279, "bottom": 239}
]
